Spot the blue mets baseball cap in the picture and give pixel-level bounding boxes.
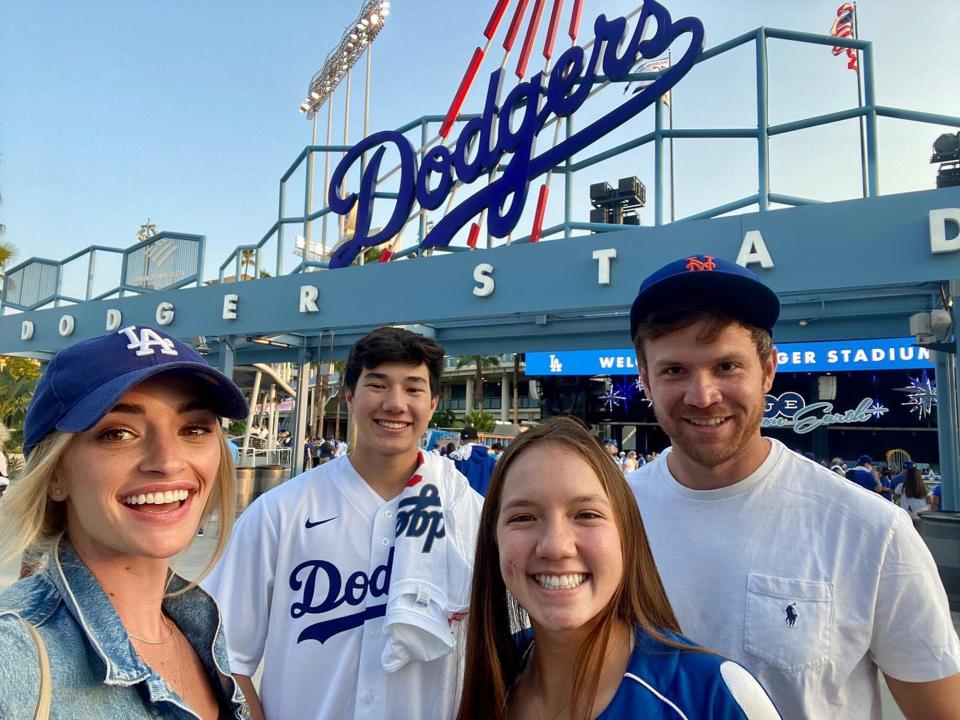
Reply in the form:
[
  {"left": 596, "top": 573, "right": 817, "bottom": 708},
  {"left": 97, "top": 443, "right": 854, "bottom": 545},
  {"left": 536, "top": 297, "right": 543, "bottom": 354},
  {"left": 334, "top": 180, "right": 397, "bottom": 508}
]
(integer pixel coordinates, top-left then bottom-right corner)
[
  {"left": 24, "top": 326, "right": 248, "bottom": 455},
  {"left": 629, "top": 255, "right": 780, "bottom": 342}
]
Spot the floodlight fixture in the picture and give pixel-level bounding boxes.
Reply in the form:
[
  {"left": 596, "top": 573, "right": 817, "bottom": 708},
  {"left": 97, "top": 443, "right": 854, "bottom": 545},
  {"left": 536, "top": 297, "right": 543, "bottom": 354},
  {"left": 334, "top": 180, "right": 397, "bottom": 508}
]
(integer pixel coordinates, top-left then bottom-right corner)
[
  {"left": 300, "top": 0, "right": 390, "bottom": 117},
  {"left": 589, "top": 177, "right": 647, "bottom": 225},
  {"left": 931, "top": 132, "right": 960, "bottom": 189}
]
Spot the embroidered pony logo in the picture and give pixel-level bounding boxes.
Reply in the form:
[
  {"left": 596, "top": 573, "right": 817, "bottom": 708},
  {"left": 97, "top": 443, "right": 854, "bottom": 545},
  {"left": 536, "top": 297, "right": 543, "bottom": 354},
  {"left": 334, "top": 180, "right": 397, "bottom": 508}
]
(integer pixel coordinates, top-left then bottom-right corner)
[{"left": 785, "top": 602, "right": 798, "bottom": 627}]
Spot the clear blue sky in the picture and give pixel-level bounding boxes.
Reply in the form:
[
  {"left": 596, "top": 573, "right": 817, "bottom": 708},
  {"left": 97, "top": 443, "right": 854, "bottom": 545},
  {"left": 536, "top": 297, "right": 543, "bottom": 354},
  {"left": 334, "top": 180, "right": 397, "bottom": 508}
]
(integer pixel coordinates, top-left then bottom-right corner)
[{"left": 2, "top": 0, "right": 958, "bottom": 295}]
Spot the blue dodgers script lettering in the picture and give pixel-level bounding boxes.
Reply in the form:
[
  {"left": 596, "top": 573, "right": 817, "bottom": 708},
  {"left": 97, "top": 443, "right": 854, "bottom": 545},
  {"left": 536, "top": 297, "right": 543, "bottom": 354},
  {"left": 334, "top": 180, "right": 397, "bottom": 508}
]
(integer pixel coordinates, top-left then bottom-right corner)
[
  {"left": 290, "top": 547, "right": 394, "bottom": 644},
  {"left": 326, "top": 0, "right": 705, "bottom": 268},
  {"left": 396, "top": 483, "right": 446, "bottom": 553}
]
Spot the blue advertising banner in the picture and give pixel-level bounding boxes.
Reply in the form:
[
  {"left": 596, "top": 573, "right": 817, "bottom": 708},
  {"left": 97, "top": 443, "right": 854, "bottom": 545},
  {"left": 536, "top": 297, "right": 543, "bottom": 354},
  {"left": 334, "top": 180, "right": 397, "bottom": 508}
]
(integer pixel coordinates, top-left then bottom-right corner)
[{"left": 526, "top": 337, "right": 933, "bottom": 376}]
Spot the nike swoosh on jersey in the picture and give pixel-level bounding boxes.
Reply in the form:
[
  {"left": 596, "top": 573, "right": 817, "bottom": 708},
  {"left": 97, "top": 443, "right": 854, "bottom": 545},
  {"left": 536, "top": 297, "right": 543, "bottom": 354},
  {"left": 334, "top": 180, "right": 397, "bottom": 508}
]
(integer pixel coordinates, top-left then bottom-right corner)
[{"left": 305, "top": 516, "right": 340, "bottom": 529}]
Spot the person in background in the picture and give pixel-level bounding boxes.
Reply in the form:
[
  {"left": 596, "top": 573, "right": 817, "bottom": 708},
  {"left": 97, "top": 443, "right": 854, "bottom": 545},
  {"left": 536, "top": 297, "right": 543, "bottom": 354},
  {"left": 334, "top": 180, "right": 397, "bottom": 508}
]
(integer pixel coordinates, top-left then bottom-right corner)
[
  {"left": 317, "top": 436, "right": 336, "bottom": 465},
  {"left": 303, "top": 435, "right": 315, "bottom": 469},
  {"left": 928, "top": 483, "right": 943, "bottom": 512},
  {"left": 489, "top": 442, "right": 504, "bottom": 461},
  {"left": 457, "top": 417, "right": 781, "bottom": 720},
  {"left": 891, "top": 460, "right": 915, "bottom": 499},
  {"left": 896, "top": 466, "right": 930, "bottom": 524},
  {"left": 0, "top": 326, "right": 249, "bottom": 719},
  {"left": 879, "top": 467, "right": 894, "bottom": 502},
  {"left": 829, "top": 457, "right": 847, "bottom": 475},
  {"left": 849, "top": 454, "right": 883, "bottom": 493},
  {"left": 454, "top": 428, "right": 496, "bottom": 497}
]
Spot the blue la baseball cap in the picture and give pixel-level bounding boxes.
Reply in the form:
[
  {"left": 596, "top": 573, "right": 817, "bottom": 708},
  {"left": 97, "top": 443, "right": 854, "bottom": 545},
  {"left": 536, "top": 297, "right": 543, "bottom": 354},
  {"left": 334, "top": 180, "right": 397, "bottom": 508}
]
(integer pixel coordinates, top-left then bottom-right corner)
[
  {"left": 24, "top": 325, "right": 248, "bottom": 455},
  {"left": 858, "top": 454, "right": 873, "bottom": 465},
  {"left": 629, "top": 255, "right": 780, "bottom": 342}
]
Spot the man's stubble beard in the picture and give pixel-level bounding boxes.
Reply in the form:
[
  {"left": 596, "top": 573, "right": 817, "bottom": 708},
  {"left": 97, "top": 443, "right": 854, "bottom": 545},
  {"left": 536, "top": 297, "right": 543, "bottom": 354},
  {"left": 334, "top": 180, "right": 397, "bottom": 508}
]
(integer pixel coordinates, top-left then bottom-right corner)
[{"left": 653, "top": 394, "right": 767, "bottom": 470}]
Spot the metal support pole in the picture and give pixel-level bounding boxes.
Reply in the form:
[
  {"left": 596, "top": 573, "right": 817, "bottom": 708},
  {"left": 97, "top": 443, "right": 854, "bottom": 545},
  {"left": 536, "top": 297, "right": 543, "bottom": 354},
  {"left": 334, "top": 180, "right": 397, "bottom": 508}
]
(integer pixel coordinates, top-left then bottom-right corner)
[
  {"left": 241, "top": 371, "right": 263, "bottom": 465},
  {"left": 655, "top": 98, "right": 664, "bottom": 226},
  {"left": 862, "top": 41, "right": 880, "bottom": 197},
  {"left": 291, "top": 341, "right": 312, "bottom": 477},
  {"left": 304, "top": 112, "right": 318, "bottom": 257},
  {"left": 564, "top": 115, "right": 573, "bottom": 239},
  {"left": 322, "top": 97, "right": 334, "bottom": 257},
  {"left": 341, "top": 68, "right": 352, "bottom": 249},
  {"left": 268, "top": 385, "right": 278, "bottom": 459},
  {"left": 86, "top": 251, "right": 96, "bottom": 300},
  {"left": 668, "top": 51, "right": 676, "bottom": 223},
  {"left": 277, "top": 182, "right": 285, "bottom": 276},
  {"left": 360, "top": 45, "right": 372, "bottom": 179},
  {"left": 852, "top": 3, "right": 868, "bottom": 199},
  {"left": 219, "top": 335, "right": 235, "bottom": 379},
  {"left": 418, "top": 121, "right": 429, "bottom": 249},
  {"left": 755, "top": 29, "right": 770, "bottom": 212},
  {"left": 934, "top": 349, "right": 958, "bottom": 513}
]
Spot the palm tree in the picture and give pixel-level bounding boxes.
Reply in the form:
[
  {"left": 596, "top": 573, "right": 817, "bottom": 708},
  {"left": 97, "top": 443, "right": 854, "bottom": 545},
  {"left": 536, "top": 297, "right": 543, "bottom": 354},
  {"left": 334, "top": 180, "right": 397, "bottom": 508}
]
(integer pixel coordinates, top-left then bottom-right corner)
[
  {"left": 240, "top": 248, "right": 257, "bottom": 281},
  {"left": 0, "top": 240, "right": 18, "bottom": 301},
  {"left": 456, "top": 355, "right": 502, "bottom": 412}
]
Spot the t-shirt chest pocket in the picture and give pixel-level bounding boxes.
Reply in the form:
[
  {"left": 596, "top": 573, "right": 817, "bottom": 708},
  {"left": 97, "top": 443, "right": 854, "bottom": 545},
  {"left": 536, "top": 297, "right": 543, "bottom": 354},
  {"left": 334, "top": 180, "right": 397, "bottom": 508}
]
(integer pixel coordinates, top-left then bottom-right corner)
[{"left": 744, "top": 573, "right": 834, "bottom": 672}]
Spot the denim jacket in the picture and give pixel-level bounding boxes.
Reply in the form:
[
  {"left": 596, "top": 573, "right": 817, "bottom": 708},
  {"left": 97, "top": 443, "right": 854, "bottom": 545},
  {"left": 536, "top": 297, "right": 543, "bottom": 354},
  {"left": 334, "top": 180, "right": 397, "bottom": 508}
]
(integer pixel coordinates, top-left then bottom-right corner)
[{"left": 0, "top": 537, "right": 249, "bottom": 719}]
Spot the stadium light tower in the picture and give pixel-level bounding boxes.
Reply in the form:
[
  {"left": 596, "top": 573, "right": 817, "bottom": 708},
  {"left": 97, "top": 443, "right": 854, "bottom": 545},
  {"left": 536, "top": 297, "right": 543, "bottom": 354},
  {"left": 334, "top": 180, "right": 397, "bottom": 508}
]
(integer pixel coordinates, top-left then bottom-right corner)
[{"left": 299, "top": 0, "right": 391, "bottom": 257}]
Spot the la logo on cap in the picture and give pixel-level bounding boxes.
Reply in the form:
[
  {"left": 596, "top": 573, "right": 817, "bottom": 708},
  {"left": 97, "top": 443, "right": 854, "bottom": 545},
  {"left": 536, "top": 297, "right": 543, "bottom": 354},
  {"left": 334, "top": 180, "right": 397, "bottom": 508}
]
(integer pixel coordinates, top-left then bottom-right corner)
[
  {"left": 685, "top": 255, "right": 717, "bottom": 272},
  {"left": 118, "top": 326, "right": 179, "bottom": 358}
]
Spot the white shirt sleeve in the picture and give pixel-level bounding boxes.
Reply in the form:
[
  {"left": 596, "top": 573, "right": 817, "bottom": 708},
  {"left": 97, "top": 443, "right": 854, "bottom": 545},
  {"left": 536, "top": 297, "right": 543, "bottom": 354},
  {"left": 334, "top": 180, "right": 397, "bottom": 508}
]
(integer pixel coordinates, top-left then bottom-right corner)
[
  {"left": 202, "top": 499, "right": 280, "bottom": 676},
  {"left": 869, "top": 510, "right": 960, "bottom": 681}
]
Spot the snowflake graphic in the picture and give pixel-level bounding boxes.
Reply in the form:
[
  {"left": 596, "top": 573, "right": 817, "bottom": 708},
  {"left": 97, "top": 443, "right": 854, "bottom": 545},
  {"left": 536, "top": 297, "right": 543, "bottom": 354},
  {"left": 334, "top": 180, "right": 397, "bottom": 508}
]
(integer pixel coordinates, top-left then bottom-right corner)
[
  {"left": 895, "top": 376, "right": 937, "bottom": 419},
  {"left": 599, "top": 388, "right": 625, "bottom": 412},
  {"left": 634, "top": 376, "right": 653, "bottom": 406},
  {"left": 867, "top": 400, "right": 888, "bottom": 419}
]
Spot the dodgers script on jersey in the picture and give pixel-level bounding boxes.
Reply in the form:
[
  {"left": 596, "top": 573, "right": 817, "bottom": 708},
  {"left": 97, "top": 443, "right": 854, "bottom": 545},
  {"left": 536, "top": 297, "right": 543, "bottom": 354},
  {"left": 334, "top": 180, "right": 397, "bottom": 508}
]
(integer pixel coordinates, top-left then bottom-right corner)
[{"left": 204, "top": 456, "right": 483, "bottom": 720}]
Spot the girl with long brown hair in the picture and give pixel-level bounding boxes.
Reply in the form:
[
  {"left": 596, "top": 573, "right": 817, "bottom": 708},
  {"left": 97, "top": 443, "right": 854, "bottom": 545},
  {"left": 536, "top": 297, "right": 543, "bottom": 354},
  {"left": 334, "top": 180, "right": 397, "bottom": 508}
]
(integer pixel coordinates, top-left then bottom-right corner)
[
  {"left": 457, "top": 416, "right": 779, "bottom": 719},
  {"left": 897, "top": 465, "right": 930, "bottom": 521}
]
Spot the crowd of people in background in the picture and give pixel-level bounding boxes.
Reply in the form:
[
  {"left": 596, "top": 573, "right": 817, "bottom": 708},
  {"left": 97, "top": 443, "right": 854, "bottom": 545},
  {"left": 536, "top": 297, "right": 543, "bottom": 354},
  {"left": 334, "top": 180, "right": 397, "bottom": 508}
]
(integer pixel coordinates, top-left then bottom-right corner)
[{"left": 818, "top": 453, "right": 945, "bottom": 522}]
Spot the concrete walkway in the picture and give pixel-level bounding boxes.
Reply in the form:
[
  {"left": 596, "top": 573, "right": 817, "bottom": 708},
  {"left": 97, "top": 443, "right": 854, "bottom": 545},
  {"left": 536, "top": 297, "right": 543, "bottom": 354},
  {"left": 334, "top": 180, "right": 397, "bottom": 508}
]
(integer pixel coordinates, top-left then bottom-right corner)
[{"left": 3, "top": 514, "right": 957, "bottom": 719}]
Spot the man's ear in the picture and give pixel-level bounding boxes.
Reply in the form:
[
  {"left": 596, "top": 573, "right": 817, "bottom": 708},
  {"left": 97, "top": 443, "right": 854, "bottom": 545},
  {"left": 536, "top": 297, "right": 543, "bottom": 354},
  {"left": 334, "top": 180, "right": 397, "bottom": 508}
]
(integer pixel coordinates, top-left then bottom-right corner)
[{"left": 763, "top": 347, "right": 778, "bottom": 393}]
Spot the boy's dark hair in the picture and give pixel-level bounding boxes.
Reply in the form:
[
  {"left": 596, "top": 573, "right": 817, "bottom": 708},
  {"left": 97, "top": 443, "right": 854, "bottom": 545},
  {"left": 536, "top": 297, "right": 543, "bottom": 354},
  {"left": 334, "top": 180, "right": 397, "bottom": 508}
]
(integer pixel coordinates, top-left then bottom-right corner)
[
  {"left": 632, "top": 304, "right": 773, "bottom": 370},
  {"left": 344, "top": 326, "right": 445, "bottom": 396}
]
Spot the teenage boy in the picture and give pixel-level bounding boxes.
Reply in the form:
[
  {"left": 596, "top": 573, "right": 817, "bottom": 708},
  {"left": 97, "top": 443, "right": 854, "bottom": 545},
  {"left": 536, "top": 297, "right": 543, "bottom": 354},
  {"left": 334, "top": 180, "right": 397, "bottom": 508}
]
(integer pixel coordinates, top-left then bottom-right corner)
[
  {"left": 627, "top": 256, "right": 960, "bottom": 719},
  {"left": 205, "top": 327, "right": 483, "bottom": 720}
]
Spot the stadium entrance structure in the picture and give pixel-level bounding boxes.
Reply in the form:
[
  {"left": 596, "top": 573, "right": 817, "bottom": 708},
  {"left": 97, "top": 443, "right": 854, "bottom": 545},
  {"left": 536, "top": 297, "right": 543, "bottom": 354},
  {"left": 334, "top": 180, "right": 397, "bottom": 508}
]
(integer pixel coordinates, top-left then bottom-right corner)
[{"left": 1, "top": 2, "right": 959, "bottom": 548}]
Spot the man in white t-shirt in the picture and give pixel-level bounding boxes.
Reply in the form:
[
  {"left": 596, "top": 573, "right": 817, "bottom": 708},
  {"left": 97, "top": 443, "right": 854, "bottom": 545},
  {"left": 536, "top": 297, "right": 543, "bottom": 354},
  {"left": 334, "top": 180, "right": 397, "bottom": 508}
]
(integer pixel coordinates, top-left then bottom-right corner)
[
  {"left": 626, "top": 255, "right": 960, "bottom": 719},
  {"left": 204, "top": 327, "right": 483, "bottom": 720}
]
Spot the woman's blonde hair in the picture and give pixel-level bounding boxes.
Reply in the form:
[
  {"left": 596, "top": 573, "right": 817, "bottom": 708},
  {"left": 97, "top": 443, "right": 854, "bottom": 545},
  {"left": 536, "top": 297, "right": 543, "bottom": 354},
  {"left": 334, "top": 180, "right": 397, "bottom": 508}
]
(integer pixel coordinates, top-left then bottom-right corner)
[
  {"left": 0, "top": 427, "right": 236, "bottom": 593},
  {"left": 458, "top": 416, "right": 697, "bottom": 720}
]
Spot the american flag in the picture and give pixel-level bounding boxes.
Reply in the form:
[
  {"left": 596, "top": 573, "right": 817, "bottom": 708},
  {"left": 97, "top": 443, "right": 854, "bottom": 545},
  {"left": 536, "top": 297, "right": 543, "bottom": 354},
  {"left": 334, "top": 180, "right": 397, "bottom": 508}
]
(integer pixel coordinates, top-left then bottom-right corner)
[{"left": 829, "top": 3, "right": 858, "bottom": 72}]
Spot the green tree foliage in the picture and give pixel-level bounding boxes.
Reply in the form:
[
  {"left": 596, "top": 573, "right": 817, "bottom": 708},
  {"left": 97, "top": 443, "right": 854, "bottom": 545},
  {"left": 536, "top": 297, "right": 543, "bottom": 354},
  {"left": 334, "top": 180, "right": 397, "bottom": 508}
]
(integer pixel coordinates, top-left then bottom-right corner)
[
  {"left": 430, "top": 409, "right": 458, "bottom": 428},
  {"left": 0, "top": 356, "right": 40, "bottom": 451},
  {"left": 463, "top": 410, "right": 496, "bottom": 433}
]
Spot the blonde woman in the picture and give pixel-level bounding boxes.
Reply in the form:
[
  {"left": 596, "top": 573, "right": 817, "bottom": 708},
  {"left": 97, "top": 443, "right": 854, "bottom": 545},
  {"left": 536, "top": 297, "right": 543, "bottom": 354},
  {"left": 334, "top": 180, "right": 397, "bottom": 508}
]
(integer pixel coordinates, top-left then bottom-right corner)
[{"left": 0, "top": 326, "right": 249, "bottom": 719}]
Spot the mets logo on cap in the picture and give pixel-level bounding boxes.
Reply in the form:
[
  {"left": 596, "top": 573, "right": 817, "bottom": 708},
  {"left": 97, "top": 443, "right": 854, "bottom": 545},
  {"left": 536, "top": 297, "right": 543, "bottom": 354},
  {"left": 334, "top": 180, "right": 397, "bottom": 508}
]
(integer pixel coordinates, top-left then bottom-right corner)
[{"left": 685, "top": 255, "right": 717, "bottom": 272}]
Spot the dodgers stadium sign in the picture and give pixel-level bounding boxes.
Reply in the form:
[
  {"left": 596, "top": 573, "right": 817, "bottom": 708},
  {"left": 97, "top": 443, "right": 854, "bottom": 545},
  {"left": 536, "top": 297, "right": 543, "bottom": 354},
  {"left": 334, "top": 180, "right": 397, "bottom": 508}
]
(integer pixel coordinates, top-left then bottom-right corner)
[
  {"left": 526, "top": 338, "right": 934, "bottom": 375},
  {"left": 326, "top": 0, "right": 705, "bottom": 268}
]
